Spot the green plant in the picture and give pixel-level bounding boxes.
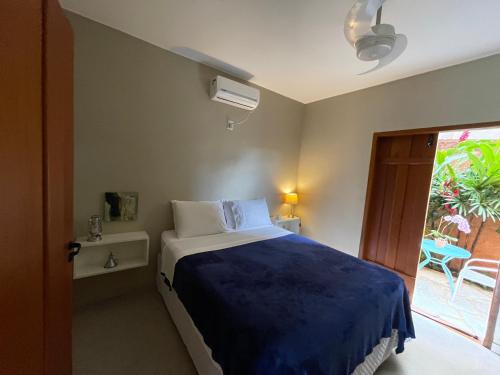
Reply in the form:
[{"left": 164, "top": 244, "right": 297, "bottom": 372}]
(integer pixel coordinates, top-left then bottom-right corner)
[
  {"left": 436, "top": 140, "right": 500, "bottom": 219},
  {"left": 427, "top": 136, "right": 500, "bottom": 254},
  {"left": 427, "top": 229, "right": 457, "bottom": 242}
]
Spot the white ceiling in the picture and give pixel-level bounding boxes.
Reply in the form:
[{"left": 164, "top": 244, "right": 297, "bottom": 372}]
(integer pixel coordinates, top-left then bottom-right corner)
[{"left": 61, "top": 0, "right": 500, "bottom": 103}]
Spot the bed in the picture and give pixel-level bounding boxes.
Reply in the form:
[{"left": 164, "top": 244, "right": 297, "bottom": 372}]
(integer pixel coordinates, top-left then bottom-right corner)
[{"left": 157, "top": 225, "right": 414, "bottom": 375}]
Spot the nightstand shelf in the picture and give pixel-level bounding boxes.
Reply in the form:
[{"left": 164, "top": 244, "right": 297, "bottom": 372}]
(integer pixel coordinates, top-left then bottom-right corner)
[
  {"left": 273, "top": 216, "right": 301, "bottom": 234},
  {"left": 74, "top": 231, "right": 149, "bottom": 279}
]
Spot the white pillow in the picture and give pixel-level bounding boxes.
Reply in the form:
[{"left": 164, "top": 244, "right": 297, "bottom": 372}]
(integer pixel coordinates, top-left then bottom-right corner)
[
  {"left": 172, "top": 200, "right": 227, "bottom": 238},
  {"left": 229, "top": 198, "right": 272, "bottom": 230},
  {"left": 222, "top": 200, "right": 236, "bottom": 230}
]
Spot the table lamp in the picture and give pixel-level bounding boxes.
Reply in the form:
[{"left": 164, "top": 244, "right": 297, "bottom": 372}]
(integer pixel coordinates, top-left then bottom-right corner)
[{"left": 284, "top": 193, "right": 298, "bottom": 218}]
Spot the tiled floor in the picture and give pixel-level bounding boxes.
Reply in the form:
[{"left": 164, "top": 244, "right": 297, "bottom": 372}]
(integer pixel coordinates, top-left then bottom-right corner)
[
  {"left": 73, "top": 291, "right": 196, "bottom": 375},
  {"left": 74, "top": 291, "right": 500, "bottom": 375},
  {"left": 413, "top": 267, "right": 499, "bottom": 351}
]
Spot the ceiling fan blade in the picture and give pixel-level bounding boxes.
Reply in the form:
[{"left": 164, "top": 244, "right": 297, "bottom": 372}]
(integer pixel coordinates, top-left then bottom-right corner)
[
  {"left": 344, "top": 0, "right": 386, "bottom": 46},
  {"left": 358, "top": 33, "right": 407, "bottom": 75}
]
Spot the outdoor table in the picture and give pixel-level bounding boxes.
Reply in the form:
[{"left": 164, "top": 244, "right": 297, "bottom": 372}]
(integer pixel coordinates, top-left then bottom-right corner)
[{"left": 419, "top": 239, "right": 472, "bottom": 294}]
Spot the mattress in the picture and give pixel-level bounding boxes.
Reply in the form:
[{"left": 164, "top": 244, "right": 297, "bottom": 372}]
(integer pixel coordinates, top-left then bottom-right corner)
[{"left": 158, "top": 226, "right": 400, "bottom": 375}]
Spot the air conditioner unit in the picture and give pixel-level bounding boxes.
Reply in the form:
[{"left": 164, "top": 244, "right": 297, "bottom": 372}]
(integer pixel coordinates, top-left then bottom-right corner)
[{"left": 210, "top": 76, "right": 260, "bottom": 110}]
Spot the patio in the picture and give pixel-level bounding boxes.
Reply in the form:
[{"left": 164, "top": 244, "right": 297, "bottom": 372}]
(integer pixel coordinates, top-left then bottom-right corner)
[{"left": 413, "top": 267, "right": 500, "bottom": 354}]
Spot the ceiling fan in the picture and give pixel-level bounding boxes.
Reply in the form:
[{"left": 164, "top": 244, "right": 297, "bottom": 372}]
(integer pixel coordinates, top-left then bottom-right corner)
[{"left": 344, "top": 0, "right": 407, "bottom": 74}]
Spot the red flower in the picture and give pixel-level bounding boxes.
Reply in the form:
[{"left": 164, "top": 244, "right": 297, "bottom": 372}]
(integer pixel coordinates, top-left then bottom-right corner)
[
  {"left": 443, "top": 203, "right": 457, "bottom": 215},
  {"left": 453, "top": 189, "right": 459, "bottom": 196},
  {"left": 459, "top": 130, "right": 470, "bottom": 142}
]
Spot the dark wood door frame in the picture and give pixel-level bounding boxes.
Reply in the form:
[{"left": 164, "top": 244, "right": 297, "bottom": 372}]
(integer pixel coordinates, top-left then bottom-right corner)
[
  {"left": 360, "top": 120, "right": 500, "bottom": 261},
  {"left": 43, "top": 1, "right": 74, "bottom": 373},
  {"left": 359, "top": 120, "right": 500, "bottom": 348},
  {"left": 368, "top": 120, "right": 500, "bottom": 137}
]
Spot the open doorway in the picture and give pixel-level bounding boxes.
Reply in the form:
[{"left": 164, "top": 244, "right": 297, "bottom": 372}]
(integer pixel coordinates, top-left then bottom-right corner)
[
  {"left": 360, "top": 123, "right": 500, "bottom": 355},
  {"left": 413, "top": 127, "right": 500, "bottom": 353}
]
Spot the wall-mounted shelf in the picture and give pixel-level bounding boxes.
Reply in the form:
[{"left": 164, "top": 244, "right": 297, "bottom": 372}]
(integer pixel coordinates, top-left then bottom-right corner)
[{"left": 74, "top": 231, "right": 149, "bottom": 279}]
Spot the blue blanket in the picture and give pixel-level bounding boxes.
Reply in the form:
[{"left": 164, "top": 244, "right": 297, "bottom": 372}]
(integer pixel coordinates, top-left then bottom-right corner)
[{"left": 172, "top": 234, "right": 415, "bottom": 375}]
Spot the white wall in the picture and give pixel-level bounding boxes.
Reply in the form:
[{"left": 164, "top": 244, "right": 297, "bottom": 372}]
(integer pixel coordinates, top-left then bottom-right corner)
[
  {"left": 297, "top": 54, "right": 500, "bottom": 256},
  {"left": 69, "top": 13, "right": 304, "bottom": 306},
  {"left": 70, "top": 8, "right": 500, "bottom": 305}
]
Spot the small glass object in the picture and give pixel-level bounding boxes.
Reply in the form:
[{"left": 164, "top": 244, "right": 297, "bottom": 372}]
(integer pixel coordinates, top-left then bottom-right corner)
[{"left": 87, "top": 215, "right": 103, "bottom": 242}]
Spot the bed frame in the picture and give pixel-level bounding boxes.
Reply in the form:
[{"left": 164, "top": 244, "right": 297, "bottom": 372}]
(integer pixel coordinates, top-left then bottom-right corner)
[{"left": 156, "top": 254, "right": 399, "bottom": 375}]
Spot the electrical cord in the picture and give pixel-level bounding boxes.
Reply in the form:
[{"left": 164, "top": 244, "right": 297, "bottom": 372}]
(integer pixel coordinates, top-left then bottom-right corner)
[{"left": 227, "top": 110, "right": 254, "bottom": 131}]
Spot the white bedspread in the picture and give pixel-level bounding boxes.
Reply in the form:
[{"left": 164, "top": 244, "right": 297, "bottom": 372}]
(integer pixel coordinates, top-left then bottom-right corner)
[{"left": 160, "top": 225, "right": 290, "bottom": 283}]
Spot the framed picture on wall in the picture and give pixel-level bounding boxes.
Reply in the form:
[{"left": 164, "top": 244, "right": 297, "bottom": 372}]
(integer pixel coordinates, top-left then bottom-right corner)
[{"left": 104, "top": 192, "right": 138, "bottom": 221}]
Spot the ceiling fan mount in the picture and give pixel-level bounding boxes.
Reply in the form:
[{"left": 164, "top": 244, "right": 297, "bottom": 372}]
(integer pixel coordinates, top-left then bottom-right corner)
[
  {"left": 355, "top": 24, "right": 395, "bottom": 61},
  {"left": 345, "top": 0, "right": 407, "bottom": 74}
]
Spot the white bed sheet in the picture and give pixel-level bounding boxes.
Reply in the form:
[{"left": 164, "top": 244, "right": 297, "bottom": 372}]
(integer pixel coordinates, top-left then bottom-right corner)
[{"left": 160, "top": 224, "right": 290, "bottom": 283}]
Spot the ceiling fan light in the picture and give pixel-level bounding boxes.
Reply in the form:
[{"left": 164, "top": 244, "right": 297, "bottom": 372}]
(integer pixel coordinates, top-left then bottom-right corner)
[{"left": 355, "top": 35, "right": 394, "bottom": 61}]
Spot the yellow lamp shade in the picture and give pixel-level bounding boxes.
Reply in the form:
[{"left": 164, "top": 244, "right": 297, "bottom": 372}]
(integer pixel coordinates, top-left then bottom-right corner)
[{"left": 284, "top": 193, "right": 298, "bottom": 205}]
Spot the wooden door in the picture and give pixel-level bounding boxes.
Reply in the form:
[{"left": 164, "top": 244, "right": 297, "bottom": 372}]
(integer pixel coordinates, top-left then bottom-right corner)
[
  {"left": 360, "top": 132, "right": 438, "bottom": 297},
  {"left": 0, "top": 1, "right": 74, "bottom": 374},
  {"left": 1, "top": 2, "right": 45, "bottom": 373}
]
